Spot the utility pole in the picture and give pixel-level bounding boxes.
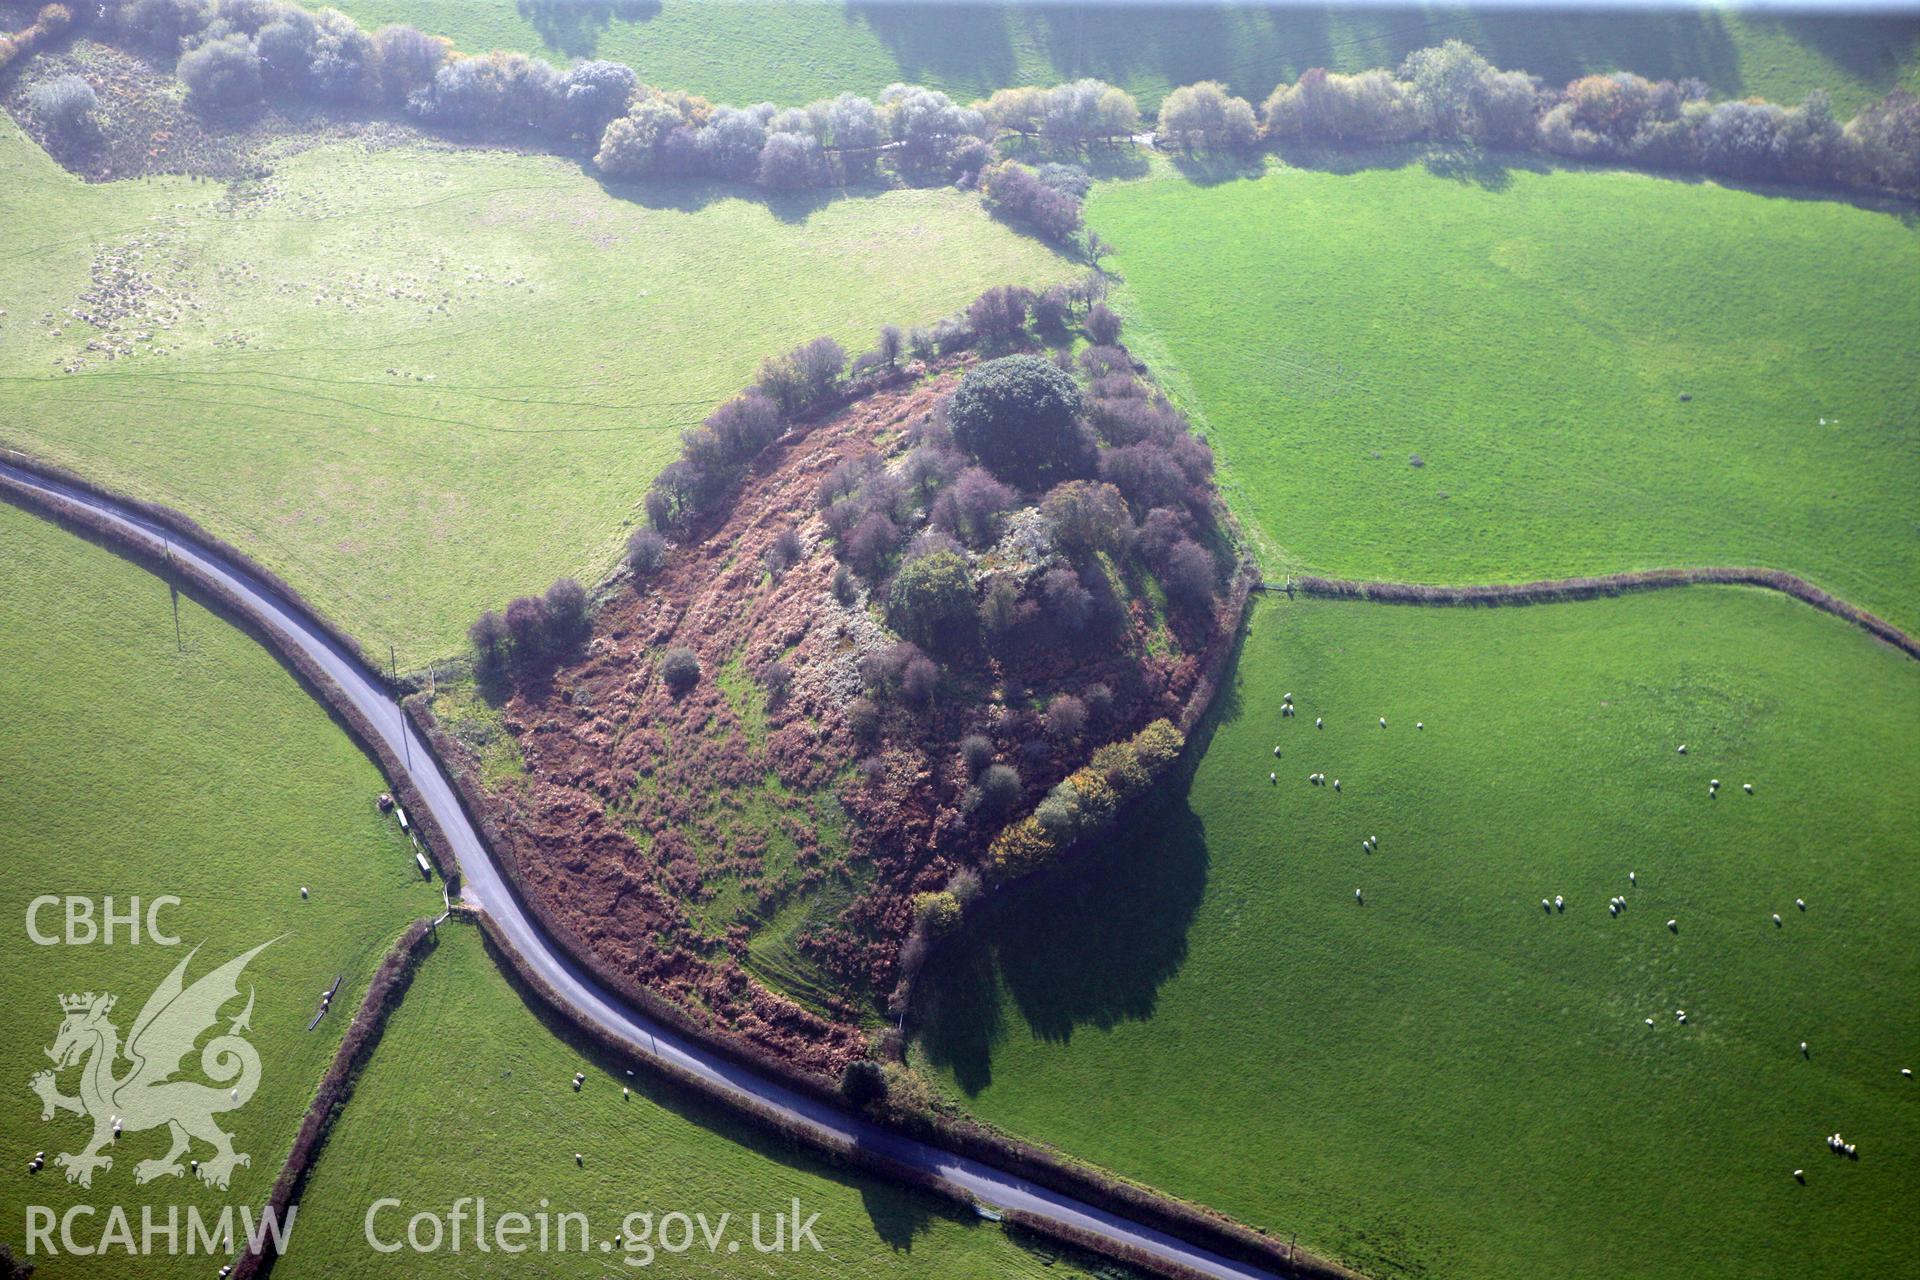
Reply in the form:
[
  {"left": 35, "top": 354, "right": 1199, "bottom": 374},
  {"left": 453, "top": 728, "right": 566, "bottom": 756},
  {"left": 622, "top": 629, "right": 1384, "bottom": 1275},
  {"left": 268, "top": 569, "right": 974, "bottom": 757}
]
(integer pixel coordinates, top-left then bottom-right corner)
[{"left": 164, "top": 541, "right": 182, "bottom": 652}]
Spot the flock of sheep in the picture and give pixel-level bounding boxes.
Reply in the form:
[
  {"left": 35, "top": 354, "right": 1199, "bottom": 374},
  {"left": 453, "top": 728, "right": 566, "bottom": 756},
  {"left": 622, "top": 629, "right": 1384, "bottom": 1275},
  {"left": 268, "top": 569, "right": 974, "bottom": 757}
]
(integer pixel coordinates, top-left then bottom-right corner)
[{"left": 1263, "top": 688, "right": 1912, "bottom": 1187}]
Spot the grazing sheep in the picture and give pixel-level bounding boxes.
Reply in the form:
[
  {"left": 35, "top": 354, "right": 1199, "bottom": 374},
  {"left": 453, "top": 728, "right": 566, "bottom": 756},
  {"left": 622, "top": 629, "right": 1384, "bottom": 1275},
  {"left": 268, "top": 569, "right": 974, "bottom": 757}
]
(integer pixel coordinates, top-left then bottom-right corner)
[
  {"left": 1284, "top": 693, "right": 1293, "bottom": 704},
  {"left": 1609, "top": 902, "right": 1619, "bottom": 917},
  {"left": 1796, "top": 898, "right": 1806, "bottom": 910},
  {"left": 1270, "top": 772, "right": 1277, "bottom": 784},
  {"left": 1355, "top": 889, "right": 1364, "bottom": 905},
  {"left": 1773, "top": 913, "right": 1783, "bottom": 927},
  {"left": 1901, "top": 1068, "right": 1912, "bottom": 1079},
  {"left": 1711, "top": 779, "right": 1720, "bottom": 789},
  {"left": 1274, "top": 745, "right": 1282, "bottom": 756},
  {"left": 1554, "top": 895, "right": 1564, "bottom": 911},
  {"left": 1794, "top": 1169, "right": 1805, "bottom": 1183},
  {"left": 300, "top": 886, "right": 308, "bottom": 899},
  {"left": 1845, "top": 1143, "right": 1857, "bottom": 1159},
  {"left": 1629, "top": 871, "right": 1637, "bottom": 885},
  {"left": 1801, "top": 1041, "right": 1809, "bottom": 1057},
  {"left": 1743, "top": 783, "right": 1753, "bottom": 794},
  {"left": 1543, "top": 899, "right": 1553, "bottom": 912},
  {"left": 1678, "top": 744, "right": 1687, "bottom": 754},
  {"left": 1675, "top": 1010, "right": 1687, "bottom": 1024},
  {"left": 623, "top": 1086, "right": 630, "bottom": 1098},
  {"left": 1315, "top": 717, "right": 1323, "bottom": 729},
  {"left": 576, "top": 1153, "right": 584, "bottom": 1166},
  {"left": 1667, "top": 919, "right": 1678, "bottom": 932},
  {"left": 1416, "top": 722, "right": 1424, "bottom": 730},
  {"left": 1332, "top": 778, "right": 1341, "bottom": 791},
  {"left": 1379, "top": 717, "right": 1387, "bottom": 728},
  {"left": 1645, "top": 1018, "right": 1655, "bottom": 1027}
]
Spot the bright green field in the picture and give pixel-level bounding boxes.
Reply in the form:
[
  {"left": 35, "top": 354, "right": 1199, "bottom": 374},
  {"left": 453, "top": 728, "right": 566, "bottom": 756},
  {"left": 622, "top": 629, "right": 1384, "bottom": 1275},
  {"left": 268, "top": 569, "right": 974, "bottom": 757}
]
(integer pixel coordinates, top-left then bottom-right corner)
[
  {"left": 0, "top": 501, "right": 439, "bottom": 1278},
  {"left": 0, "top": 113, "right": 1070, "bottom": 666},
  {"left": 912, "top": 588, "right": 1920, "bottom": 1280},
  {"left": 275, "top": 925, "right": 1126, "bottom": 1279},
  {"left": 331, "top": 1, "right": 1920, "bottom": 114},
  {"left": 1089, "top": 157, "right": 1920, "bottom": 633}
]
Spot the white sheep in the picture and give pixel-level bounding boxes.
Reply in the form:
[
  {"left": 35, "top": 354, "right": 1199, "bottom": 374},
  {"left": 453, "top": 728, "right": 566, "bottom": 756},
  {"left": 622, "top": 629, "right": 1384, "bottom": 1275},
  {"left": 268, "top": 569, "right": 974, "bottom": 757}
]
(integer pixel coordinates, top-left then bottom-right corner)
[
  {"left": 1554, "top": 894, "right": 1564, "bottom": 910},
  {"left": 1355, "top": 889, "right": 1364, "bottom": 905},
  {"left": 1274, "top": 745, "right": 1282, "bottom": 756},
  {"left": 1315, "top": 717, "right": 1323, "bottom": 729},
  {"left": 1801, "top": 1041, "right": 1809, "bottom": 1057},
  {"left": 1773, "top": 913, "right": 1783, "bottom": 927},
  {"left": 1796, "top": 898, "right": 1806, "bottom": 910},
  {"left": 1675, "top": 1009, "right": 1687, "bottom": 1024},
  {"left": 1901, "top": 1068, "right": 1912, "bottom": 1079},
  {"left": 1711, "top": 778, "right": 1720, "bottom": 789},
  {"left": 1332, "top": 778, "right": 1341, "bottom": 791},
  {"left": 1270, "top": 772, "right": 1277, "bottom": 784},
  {"left": 1677, "top": 744, "right": 1687, "bottom": 754},
  {"left": 1794, "top": 1169, "right": 1805, "bottom": 1183},
  {"left": 1379, "top": 717, "right": 1387, "bottom": 728},
  {"left": 300, "top": 886, "right": 309, "bottom": 899},
  {"left": 1284, "top": 692, "right": 1293, "bottom": 703},
  {"left": 1667, "top": 919, "right": 1678, "bottom": 932},
  {"left": 1416, "top": 722, "right": 1424, "bottom": 730},
  {"left": 1645, "top": 1018, "right": 1655, "bottom": 1027},
  {"left": 1743, "top": 783, "right": 1753, "bottom": 794}
]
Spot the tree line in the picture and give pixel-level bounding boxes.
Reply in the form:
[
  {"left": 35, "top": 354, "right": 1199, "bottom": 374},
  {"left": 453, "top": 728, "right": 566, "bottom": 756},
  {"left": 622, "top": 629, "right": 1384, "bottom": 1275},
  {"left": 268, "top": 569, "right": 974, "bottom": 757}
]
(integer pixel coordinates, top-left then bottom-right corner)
[
  {"left": 1169, "top": 42, "right": 1917, "bottom": 199},
  {"left": 44, "top": 5, "right": 1915, "bottom": 216}
]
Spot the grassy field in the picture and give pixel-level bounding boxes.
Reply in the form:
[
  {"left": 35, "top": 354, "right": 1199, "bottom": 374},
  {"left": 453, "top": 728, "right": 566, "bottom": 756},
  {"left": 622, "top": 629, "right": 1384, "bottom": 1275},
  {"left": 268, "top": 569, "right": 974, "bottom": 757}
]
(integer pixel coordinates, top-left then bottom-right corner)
[
  {"left": 0, "top": 501, "right": 439, "bottom": 1278},
  {"left": 275, "top": 925, "right": 1129, "bottom": 1279},
  {"left": 1088, "top": 156, "right": 1920, "bottom": 633},
  {"left": 911, "top": 587, "right": 1920, "bottom": 1280},
  {"left": 0, "top": 114, "right": 1071, "bottom": 666},
  {"left": 329, "top": 1, "right": 1920, "bottom": 115}
]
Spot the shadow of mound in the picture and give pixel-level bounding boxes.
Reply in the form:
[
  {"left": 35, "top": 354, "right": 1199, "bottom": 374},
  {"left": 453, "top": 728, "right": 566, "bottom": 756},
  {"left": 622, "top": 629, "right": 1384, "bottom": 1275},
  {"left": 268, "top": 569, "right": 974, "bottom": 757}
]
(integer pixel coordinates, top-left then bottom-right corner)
[{"left": 914, "top": 630, "right": 1245, "bottom": 1096}]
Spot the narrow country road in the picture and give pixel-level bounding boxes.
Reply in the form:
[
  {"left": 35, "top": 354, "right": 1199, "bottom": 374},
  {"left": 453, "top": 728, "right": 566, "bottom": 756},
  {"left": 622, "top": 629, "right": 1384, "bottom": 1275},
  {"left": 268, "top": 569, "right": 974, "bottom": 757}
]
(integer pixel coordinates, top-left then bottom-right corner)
[{"left": 0, "top": 459, "right": 1288, "bottom": 1280}]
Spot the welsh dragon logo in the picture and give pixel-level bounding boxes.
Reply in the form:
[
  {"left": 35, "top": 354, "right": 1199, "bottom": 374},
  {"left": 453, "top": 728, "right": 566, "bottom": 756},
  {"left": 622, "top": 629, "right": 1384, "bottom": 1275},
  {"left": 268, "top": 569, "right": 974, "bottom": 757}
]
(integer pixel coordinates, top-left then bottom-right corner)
[{"left": 29, "top": 940, "right": 275, "bottom": 1191}]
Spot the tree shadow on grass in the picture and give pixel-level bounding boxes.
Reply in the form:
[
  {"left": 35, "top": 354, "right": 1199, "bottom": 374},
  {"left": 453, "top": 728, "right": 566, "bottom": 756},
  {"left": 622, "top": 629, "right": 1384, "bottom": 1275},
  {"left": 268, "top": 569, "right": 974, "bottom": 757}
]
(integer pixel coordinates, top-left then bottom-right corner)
[
  {"left": 915, "top": 622, "right": 1246, "bottom": 1095},
  {"left": 514, "top": 0, "right": 661, "bottom": 60},
  {"left": 1168, "top": 149, "right": 1266, "bottom": 186}
]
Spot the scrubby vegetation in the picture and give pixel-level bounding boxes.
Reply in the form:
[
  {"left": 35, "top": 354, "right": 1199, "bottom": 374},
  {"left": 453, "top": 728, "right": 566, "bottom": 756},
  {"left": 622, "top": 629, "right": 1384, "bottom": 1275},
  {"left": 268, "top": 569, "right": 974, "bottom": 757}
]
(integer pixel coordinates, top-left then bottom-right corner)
[
  {"left": 443, "top": 290, "right": 1239, "bottom": 1072},
  {"left": 915, "top": 588, "right": 1920, "bottom": 1280}
]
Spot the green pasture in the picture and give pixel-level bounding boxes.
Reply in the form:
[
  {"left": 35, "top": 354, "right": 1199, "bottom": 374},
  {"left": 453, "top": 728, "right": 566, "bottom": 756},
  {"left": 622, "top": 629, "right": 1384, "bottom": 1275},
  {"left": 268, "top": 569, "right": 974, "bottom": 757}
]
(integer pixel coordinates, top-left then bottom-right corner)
[
  {"left": 329, "top": 0, "right": 1920, "bottom": 114},
  {"left": 275, "top": 924, "right": 1128, "bottom": 1279},
  {"left": 0, "top": 113, "right": 1071, "bottom": 665},
  {"left": 0, "top": 501, "right": 438, "bottom": 1277},
  {"left": 913, "top": 587, "right": 1920, "bottom": 1280},
  {"left": 1088, "top": 155, "right": 1920, "bottom": 632}
]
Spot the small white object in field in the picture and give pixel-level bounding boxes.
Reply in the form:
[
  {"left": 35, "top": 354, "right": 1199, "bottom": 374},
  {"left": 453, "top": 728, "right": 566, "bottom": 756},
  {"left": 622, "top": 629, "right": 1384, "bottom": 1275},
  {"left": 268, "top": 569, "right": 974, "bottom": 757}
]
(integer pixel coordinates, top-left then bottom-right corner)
[
  {"left": 1668, "top": 919, "right": 1679, "bottom": 932},
  {"left": 1796, "top": 898, "right": 1806, "bottom": 910},
  {"left": 1416, "top": 721, "right": 1424, "bottom": 730},
  {"left": 575, "top": 1153, "right": 583, "bottom": 1166},
  {"left": 1542, "top": 899, "right": 1552, "bottom": 912},
  {"left": 1332, "top": 778, "right": 1341, "bottom": 791},
  {"left": 1270, "top": 772, "right": 1277, "bottom": 784},
  {"left": 1676, "top": 1010, "right": 1687, "bottom": 1024},
  {"left": 1645, "top": 1018, "right": 1655, "bottom": 1027},
  {"left": 1316, "top": 717, "right": 1323, "bottom": 729},
  {"left": 1801, "top": 1041, "right": 1809, "bottom": 1056},
  {"left": 623, "top": 1086, "right": 630, "bottom": 1098},
  {"left": 1380, "top": 717, "right": 1387, "bottom": 728},
  {"left": 1773, "top": 913, "right": 1783, "bottom": 926},
  {"left": 300, "top": 886, "right": 308, "bottom": 899},
  {"left": 1743, "top": 783, "right": 1753, "bottom": 794},
  {"left": 1630, "top": 871, "right": 1637, "bottom": 885},
  {"left": 1554, "top": 895, "right": 1564, "bottom": 911},
  {"left": 1284, "top": 692, "right": 1293, "bottom": 703},
  {"left": 1844, "top": 1143, "right": 1856, "bottom": 1158},
  {"left": 1355, "top": 889, "right": 1364, "bottom": 904},
  {"left": 1794, "top": 1169, "right": 1805, "bottom": 1183},
  {"left": 1678, "top": 744, "right": 1687, "bottom": 754},
  {"left": 1901, "top": 1068, "right": 1912, "bottom": 1078},
  {"left": 1274, "top": 745, "right": 1282, "bottom": 756}
]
